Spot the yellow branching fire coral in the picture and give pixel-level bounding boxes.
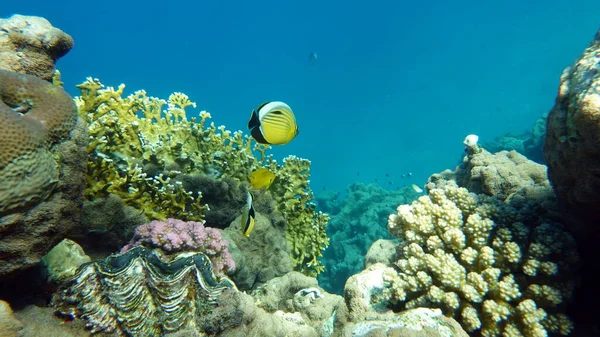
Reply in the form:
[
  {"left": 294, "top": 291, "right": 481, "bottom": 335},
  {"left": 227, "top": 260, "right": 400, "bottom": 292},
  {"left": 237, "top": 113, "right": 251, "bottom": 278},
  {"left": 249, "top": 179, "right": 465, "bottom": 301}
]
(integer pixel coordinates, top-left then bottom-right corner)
[
  {"left": 76, "top": 78, "right": 258, "bottom": 220},
  {"left": 76, "top": 78, "right": 329, "bottom": 274},
  {"left": 385, "top": 181, "right": 577, "bottom": 337},
  {"left": 264, "top": 155, "right": 330, "bottom": 276}
]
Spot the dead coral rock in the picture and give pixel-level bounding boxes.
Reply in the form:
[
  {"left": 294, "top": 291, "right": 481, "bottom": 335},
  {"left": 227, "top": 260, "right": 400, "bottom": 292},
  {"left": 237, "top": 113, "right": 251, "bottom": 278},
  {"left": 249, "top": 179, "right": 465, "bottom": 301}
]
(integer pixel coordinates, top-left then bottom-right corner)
[
  {"left": 0, "top": 71, "right": 86, "bottom": 278},
  {"left": 217, "top": 290, "right": 319, "bottom": 337},
  {"left": 544, "top": 29, "right": 600, "bottom": 233},
  {"left": 0, "top": 300, "right": 23, "bottom": 337},
  {"left": 0, "top": 14, "right": 73, "bottom": 81},
  {"left": 252, "top": 271, "right": 346, "bottom": 334}
]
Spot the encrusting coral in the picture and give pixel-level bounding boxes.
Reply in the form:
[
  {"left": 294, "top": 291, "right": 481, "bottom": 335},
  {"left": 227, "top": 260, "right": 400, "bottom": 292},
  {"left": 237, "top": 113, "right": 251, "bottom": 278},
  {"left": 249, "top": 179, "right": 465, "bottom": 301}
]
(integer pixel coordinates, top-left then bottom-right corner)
[
  {"left": 76, "top": 78, "right": 329, "bottom": 275},
  {"left": 385, "top": 181, "right": 578, "bottom": 337}
]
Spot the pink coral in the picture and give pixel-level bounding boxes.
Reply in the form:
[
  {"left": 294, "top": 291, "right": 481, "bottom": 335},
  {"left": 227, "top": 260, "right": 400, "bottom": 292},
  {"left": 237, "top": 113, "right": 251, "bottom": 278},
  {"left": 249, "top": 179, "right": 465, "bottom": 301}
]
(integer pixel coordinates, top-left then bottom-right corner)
[{"left": 121, "top": 218, "right": 235, "bottom": 274}]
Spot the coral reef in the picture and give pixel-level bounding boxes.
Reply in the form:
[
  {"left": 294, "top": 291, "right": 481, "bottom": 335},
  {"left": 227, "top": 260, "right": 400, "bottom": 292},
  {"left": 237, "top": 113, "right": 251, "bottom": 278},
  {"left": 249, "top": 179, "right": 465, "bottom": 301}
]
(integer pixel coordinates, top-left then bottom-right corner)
[
  {"left": 0, "top": 70, "right": 86, "bottom": 277},
  {"left": 121, "top": 218, "right": 235, "bottom": 274},
  {"left": 0, "top": 15, "right": 73, "bottom": 81},
  {"left": 77, "top": 78, "right": 329, "bottom": 275},
  {"left": 384, "top": 182, "right": 578, "bottom": 336},
  {"left": 317, "top": 183, "right": 416, "bottom": 294},
  {"left": 544, "top": 29, "right": 600, "bottom": 233},
  {"left": 52, "top": 246, "right": 237, "bottom": 337}
]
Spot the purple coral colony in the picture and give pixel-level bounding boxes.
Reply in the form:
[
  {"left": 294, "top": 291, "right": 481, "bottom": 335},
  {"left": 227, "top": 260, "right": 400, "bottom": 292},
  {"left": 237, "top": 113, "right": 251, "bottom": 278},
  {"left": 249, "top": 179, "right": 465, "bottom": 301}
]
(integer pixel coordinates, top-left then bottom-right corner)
[{"left": 0, "top": 12, "right": 599, "bottom": 337}]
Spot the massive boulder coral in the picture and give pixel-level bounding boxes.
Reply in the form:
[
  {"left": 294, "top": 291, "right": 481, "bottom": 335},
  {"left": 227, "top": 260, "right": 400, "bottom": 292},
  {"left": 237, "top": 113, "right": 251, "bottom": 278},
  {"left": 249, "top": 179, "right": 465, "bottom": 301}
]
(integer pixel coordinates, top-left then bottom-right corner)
[
  {"left": 0, "top": 70, "right": 86, "bottom": 277},
  {"left": 384, "top": 182, "right": 577, "bottom": 337},
  {"left": 0, "top": 15, "right": 73, "bottom": 81},
  {"left": 544, "top": 29, "right": 600, "bottom": 233},
  {"left": 427, "top": 149, "right": 558, "bottom": 220}
]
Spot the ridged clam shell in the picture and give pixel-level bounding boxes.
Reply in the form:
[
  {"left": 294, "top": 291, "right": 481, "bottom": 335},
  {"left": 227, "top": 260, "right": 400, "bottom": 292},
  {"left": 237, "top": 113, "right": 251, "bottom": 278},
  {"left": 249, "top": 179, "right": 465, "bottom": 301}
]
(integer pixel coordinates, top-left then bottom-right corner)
[{"left": 52, "top": 246, "right": 237, "bottom": 336}]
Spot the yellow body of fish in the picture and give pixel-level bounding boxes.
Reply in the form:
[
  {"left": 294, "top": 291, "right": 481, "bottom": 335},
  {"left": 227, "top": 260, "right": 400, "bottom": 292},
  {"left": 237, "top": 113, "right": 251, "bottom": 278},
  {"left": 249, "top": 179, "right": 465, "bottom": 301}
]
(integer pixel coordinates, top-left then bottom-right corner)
[
  {"left": 248, "top": 101, "right": 299, "bottom": 145},
  {"left": 248, "top": 168, "right": 275, "bottom": 190}
]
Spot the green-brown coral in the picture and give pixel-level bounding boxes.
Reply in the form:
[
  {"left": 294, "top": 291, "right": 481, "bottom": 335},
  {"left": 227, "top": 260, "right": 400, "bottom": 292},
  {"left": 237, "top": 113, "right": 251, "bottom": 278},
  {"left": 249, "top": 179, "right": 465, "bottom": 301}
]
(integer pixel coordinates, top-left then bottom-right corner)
[
  {"left": 77, "top": 78, "right": 329, "bottom": 275},
  {"left": 76, "top": 78, "right": 254, "bottom": 220}
]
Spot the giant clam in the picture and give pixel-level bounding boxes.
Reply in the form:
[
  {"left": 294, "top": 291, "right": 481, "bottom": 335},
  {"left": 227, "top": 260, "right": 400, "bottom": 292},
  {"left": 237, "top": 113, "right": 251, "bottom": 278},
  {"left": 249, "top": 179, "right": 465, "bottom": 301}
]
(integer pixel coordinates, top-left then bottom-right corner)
[{"left": 52, "top": 246, "right": 237, "bottom": 336}]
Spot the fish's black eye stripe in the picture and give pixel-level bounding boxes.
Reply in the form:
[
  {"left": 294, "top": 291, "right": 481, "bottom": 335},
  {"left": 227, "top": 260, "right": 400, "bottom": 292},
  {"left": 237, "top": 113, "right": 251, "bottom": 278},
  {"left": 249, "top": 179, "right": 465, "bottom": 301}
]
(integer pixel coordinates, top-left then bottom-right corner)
[{"left": 250, "top": 126, "right": 269, "bottom": 144}]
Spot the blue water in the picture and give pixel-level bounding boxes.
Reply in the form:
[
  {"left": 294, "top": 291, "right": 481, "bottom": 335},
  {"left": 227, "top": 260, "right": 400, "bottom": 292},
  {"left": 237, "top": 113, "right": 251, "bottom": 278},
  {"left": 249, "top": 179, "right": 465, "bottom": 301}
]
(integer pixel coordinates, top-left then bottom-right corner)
[{"left": 3, "top": 0, "right": 599, "bottom": 193}]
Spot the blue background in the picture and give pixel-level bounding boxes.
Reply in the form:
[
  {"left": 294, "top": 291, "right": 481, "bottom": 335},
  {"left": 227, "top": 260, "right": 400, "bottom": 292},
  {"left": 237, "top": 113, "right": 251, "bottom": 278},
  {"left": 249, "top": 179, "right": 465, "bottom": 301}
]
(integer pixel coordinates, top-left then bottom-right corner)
[{"left": 3, "top": 0, "right": 599, "bottom": 192}]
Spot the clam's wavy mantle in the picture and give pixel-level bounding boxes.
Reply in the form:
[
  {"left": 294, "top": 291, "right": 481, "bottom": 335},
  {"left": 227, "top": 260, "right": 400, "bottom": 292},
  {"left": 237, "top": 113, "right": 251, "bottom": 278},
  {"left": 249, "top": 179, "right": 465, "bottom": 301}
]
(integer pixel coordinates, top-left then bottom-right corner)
[{"left": 51, "top": 246, "right": 237, "bottom": 336}]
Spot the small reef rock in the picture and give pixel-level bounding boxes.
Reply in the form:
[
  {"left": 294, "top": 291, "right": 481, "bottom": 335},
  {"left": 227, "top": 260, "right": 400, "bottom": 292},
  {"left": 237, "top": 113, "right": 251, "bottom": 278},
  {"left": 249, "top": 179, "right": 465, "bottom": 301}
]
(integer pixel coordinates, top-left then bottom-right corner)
[
  {"left": 544, "top": 29, "right": 600, "bottom": 235},
  {"left": 0, "top": 69, "right": 86, "bottom": 278},
  {"left": 0, "top": 14, "right": 73, "bottom": 81},
  {"left": 51, "top": 247, "right": 237, "bottom": 337},
  {"left": 0, "top": 300, "right": 23, "bottom": 337}
]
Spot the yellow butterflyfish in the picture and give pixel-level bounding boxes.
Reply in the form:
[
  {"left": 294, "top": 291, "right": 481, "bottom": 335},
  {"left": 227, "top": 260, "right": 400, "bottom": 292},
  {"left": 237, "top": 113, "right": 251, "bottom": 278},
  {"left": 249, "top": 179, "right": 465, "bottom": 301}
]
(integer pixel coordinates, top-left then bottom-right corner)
[{"left": 248, "top": 101, "right": 298, "bottom": 145}]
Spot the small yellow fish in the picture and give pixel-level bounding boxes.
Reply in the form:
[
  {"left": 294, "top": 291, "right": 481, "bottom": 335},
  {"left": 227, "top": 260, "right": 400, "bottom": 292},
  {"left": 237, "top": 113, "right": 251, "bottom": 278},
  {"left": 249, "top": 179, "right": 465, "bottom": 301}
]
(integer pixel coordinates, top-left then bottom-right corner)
[
  {"left": 248, "top": 168, "right": 275, "bottom": 190},
  {"left": 248, "top": 101, "right": 299, "bottom": 145},
  {"left": 241, "top": 191, "right": 256, "bottom": 238},
  {"left": 411, "top": 184, "right": 424, "bottom": 193}
]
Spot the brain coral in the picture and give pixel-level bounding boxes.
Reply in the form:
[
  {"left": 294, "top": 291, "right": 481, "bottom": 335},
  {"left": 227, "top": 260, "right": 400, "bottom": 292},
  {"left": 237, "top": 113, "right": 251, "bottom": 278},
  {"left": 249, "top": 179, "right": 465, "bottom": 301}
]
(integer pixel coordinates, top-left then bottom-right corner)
[
  {"left": 0, "top": 69, "right": 84, "bottom": 278},
  {"left": 0, "top": 69, "right": 78, "bottom": 213},
  {"left": 385, "top": 182, "right": 578, "bottom": 337}
]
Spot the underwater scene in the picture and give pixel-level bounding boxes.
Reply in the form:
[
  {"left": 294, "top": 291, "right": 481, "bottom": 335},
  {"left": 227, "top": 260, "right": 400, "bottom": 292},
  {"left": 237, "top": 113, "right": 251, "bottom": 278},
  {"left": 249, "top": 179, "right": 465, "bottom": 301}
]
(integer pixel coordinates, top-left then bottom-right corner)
[{"left": 1, "top": 0, "right": 600, "bottom": 336}]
